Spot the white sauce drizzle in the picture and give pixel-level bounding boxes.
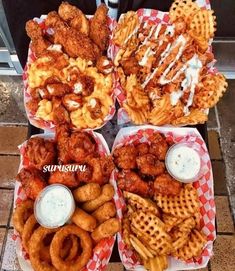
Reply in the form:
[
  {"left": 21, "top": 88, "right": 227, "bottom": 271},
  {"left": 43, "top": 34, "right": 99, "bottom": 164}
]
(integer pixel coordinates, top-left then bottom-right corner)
[
  {"left": 139, "top": 47, "right": 154, "bottom": 66},
  {"left": 124, "top": 26, "right": 139, "bottom": 44},
  {"left": 74, "top": 82, "right": 83, "bottom": 94}
]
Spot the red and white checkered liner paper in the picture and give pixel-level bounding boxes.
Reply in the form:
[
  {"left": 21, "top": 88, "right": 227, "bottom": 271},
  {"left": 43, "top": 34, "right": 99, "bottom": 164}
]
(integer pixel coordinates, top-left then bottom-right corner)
[
  {"left": 23, "top": 15, "right": 117, "bottom": 132},
  {"left": 109, "top": 0, "right": 216, "bottom": 125},
  {"left": 111, "top": 125, "right": 216, "bottom": 271},
  {"left": 13, "top": 131, "right": 120, "bottom": 271}
]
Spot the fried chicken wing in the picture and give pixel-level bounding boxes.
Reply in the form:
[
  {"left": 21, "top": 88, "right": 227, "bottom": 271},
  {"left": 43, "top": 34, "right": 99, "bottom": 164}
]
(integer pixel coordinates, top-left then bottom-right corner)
[
  {"left": 154, "top": 173, "right": 182, "bottom": 196},
  {"left": 113, "top": 145, "right": 137, "bottom": 169},
  {"left": 25, "top": 137, "right": 56, "bottom": 170},
  {"left": 136, "top": 142, "right": 149, "bottom": 155},
  {"left": 149, "top": 132, "right": 168, "bottom": 160},
  {"left": 26, "top": 20, "right": 51, "bottom": 57},
  {"left": 136, "top": 154, "right": 165, "bottom": 176},
  {"left": 58, "top": 2, "right": 89, "bottom": 35},
  {"left": 90, "top": 4, "right": 110, "bottom": 52},
  {"left": 17, "top": 168, "right": 46, "bottom": 200},
  {"left": 117, "top": 170, "right": 153, "bottom": 197},
  {"left": 76, "top": 163, "right": 93, "bottom": 183},
  {"left": 69, "top": 131, "right": 97, "bottom": 162},
  {"left": 48, "top": 170, "right": 79, "bottom": 188},
  {"left": 56, "top": 124, "right": 71, "bottom": 164}
]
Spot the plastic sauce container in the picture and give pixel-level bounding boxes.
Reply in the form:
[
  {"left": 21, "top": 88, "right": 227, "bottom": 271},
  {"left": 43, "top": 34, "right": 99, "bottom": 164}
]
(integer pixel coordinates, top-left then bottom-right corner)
[
  {"left": 34, "top": 184, "right": 75, "bottom": 228},
  {"left": 165, "top": 142, "right": 202, "bottom": 183}
]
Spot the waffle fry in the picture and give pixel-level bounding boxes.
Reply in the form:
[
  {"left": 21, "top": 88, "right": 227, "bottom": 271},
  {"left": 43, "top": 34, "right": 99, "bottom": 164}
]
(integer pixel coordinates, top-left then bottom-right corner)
[
  {"left": 125, "top": 75, "right": 150, "bottom": 108},
  {"left": 169, "top": 0, "right": 200, "bottom": 24},
  {"left": 131, "top": 211, "right": 172, "bottom": 255},
  {"left": 124, "top": 191, "right": 160, "bottom": 217},
  {"left": 123, "top": 103, "right": 149, "bottom": 124},
  {"left": 177, "top": 217, "right": 196, "bottom": 233},
  {"left": 162, "top": 214, "right": 183, "bottom": 232},
  {"left": 130, "top": 234, "right": 154, "bottom": 260},
  {"left": 122, "top": 215, "right": 132, "bottom": 248},
  {"left": 149, "top": 95, "right": 183, "bottom": 126},
  {"left": 194, "top": 73, "right": 228, "bottom": 109},
  {"left": 173, "top": 229, "right": 207, "bottom": 261},
  {"left": 154, "top": 184, "right": 200, "bottom": 218},
  {"left": 113, "top": 11, "right": 139, "bottom": 47},
  {"left": 171, "top": 109, "right": 208, "bottom": 126},
  {"left": 189, "top": 10, "right": 216, "bottom": 41}
]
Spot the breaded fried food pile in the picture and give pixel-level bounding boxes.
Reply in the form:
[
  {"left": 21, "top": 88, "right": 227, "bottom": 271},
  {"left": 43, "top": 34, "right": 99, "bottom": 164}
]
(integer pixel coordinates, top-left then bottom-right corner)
[
  {"left": 113, "top": 131, "right": 208, "bottom": 270},
  {"left": 25, "top": 2, "right": 114, "bottom": 129},
  {"left": 113, "top": 0, "right": 227, "bottom": 126}
]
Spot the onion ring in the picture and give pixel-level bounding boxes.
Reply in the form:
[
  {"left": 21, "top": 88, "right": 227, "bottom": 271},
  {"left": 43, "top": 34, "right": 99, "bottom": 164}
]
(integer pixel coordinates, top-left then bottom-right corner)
[
  {"left": 29, "top": 227, "right": 59, "bottom": 271},
  {"left": 50, "top": 225, "right": 92, "bottom": 271},
  {"left": 22, "top": 214, "right": 39, "bottom": 253},
  {"left": 13, "top": 199, "right": 34, "bottom": 235}
]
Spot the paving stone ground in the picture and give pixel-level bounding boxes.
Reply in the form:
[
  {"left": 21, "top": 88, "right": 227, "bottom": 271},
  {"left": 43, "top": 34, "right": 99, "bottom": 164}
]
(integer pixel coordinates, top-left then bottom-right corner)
[{"left": 0, "top": 76, "right": 234, "bottom": 270}]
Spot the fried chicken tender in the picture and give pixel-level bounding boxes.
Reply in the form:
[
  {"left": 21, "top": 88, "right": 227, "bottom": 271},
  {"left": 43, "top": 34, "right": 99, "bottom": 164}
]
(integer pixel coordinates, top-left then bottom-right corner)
[
  {"left": 26, "top": 20, "right": 51, "bottom": 57},
  {"left": 136, "top": 142, "right": 149, "bottom": 155},
  {"left": 113, "top": 145, "right": 137, "bottom": 169},
  {"left": 90, "top": 4, "right": 110, "bottom": 52},
  {"left": 149, "top": 132, "right": 168, "bottom": 160},
  {"left": 69, "top": 131, "right": 97, "bottom": 162},
  {"left": 117, "top": 170, "right": 153, "bottom": 197},
  {"left": 25, "top": 137, "right": 56, "bottom": 170},
  {"left": 136, "top": 154, "right": 165, "bottom": 176},
  {"left": 45, "top": 11, "right": 97, "bottom": 61},
  {"left": 48, "top": 170, "right": 80, "bottom": 188},
  {"left": 154, "top": 173, "right": 182, "bottom": 196},
  {"left": 16, "top": 168, "right": 47, "bottom": 200},
  {"left": 58, "top": 2, "right": 89, "bottom": 35}
]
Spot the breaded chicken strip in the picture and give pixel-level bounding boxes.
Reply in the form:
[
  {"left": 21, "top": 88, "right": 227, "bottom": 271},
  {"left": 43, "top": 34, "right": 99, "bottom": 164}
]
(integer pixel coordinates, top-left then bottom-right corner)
[{"left": 90, "top": 4, "right": 110, "bottom": 52}]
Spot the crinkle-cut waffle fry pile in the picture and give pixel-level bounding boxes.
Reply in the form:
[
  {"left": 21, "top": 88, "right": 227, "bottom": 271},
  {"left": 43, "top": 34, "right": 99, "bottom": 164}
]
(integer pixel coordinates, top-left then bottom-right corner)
[
  {"left": 122, "top": 185, "right": 207, "bottom": 271},
  {"left": 112, "top": 0, "right": 228, "bottom": 126}
]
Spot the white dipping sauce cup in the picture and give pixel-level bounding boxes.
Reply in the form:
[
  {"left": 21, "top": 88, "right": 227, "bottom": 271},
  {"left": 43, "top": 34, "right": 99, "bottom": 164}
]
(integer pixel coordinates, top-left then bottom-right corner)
[
  {"left": 165, "top": 142, "right": 202, "bottom": 183},
  {"left": 34, "top": 184, "right": 75, "bottom": 228}
]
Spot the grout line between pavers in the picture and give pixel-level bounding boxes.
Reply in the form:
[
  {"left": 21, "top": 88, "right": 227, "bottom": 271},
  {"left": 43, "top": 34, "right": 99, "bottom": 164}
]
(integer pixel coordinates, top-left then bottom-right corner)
[
  {"left": 0, "top": 154, "right": 20, "bottom": 157},
  {"left": 216, "top": 232, "right": 234, "bottom": 235},
  {"left": 0, "top": 123, "right": 28, "bottom": 127},
  {"left": 0, "top": 187, "right": 15, "bottom": 191},
  {"left": 214, "top": 106, "right": 221, "bottom": 136}
]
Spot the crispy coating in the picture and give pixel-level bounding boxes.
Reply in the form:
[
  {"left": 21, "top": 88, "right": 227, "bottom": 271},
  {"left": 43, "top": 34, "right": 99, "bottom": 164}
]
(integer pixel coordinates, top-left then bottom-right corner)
[
  {"left": 148, "top": 132, "right": 168, "bottom": 160},
  {"left": 58, "top": 2, "right": 89, "bottom": 35},
  {"left": 136, "top": 154, "right": 165, "bottom": 176},
  {"left": 56, "top": 124, "right": 71, "bottom": 164},
  {"left": 91, "top": 218, "right": 120, "bottom": 243},
  {"left": 117, "top": 170, "right": 153, "bottom": 197},
  {"left": 90, "top": 4, "right": 110, "bottom": 52},
  {"left": 50, "top": 225, "right": 92, "bottom": 271},
  {"left": 73, "top": 183, "right": 101, "bottom": 202},
  {"left": 62, "top": 94, "right": 82, "bottom": 111},
  {"left": 76, "top": 163, "right": 93, "bottom": 183},
  {"left": 68, "top": 131, "right": 97, "bottom": 162},
  {"left": 52, "top": 97, "right": 70, "bottom": 124},
  {"left": 25, "top": 137, "right": 56, "bottom": 170},
  {"left": 96, "top": 56, "right": 113, "bottom": 74},
  {"left": 120, "top": 57, "right": 140, "bottom": 76},
  {"left": 136, "top": 142, "right": 149, "bottom": 155},
  {"left": 29, "top": 227, "right": 58, "bottom": 271},
  {"left": 12, "top": 200, "right": 34, "bottom": 235},
  {"left": 71, "top": 207, "right": 97, "bottom": 232},
  {"left": 82, "top": 184, "right": 114, "bottom": 212},
  {"left": 22, "top": 215, "right": 39, "bottom": 253},
  {"left": 26, "top": 20, "right": 51, "bottom": 57},
  {"left": 45, "top": 11, "right": 97, "bottom": 61},
  {"left": 100, "top": 156, "right": 115, "bottom": 180},
  {"left": 39, "top": 83, "right": 72, "bottom": 99},
  {"left": 16, "top": 168, "right": 47, "bottom": 200},
  {"left": 48, "top": 170, "right": 79, "bottom": 188},
  {"left": 113, "top": 145, "right": 137, "bottom": 169},
  {"left": 92, "top": 201, "right": 116, "bottom": 224},
  {"left": 154, "top": 173, "right": 182, "bottom": 196}
]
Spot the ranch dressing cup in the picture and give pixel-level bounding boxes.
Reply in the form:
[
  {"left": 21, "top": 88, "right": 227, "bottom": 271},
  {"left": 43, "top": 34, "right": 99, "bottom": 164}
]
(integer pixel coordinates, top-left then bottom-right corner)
[
  {"left": 165, "top": 142, "right": 202, "bottom": 183},
  {"left": 34, "top": 184, "right": 75, "bottom": 228}
]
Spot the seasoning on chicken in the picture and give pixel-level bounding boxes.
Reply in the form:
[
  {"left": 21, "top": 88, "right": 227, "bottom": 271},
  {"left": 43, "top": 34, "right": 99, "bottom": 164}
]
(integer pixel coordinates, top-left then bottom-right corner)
[
  {"left": 149, "top": 132, "right": 169, "bottom": 160},
  {"left": 113, "top": 145, "right": 137, "bottom": 170},
  {"left": 136, "top": 154, "right": 165, "bottom": 176},
  {"left": 154, "top": 173, "right": 182, "bottom": 196}
]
